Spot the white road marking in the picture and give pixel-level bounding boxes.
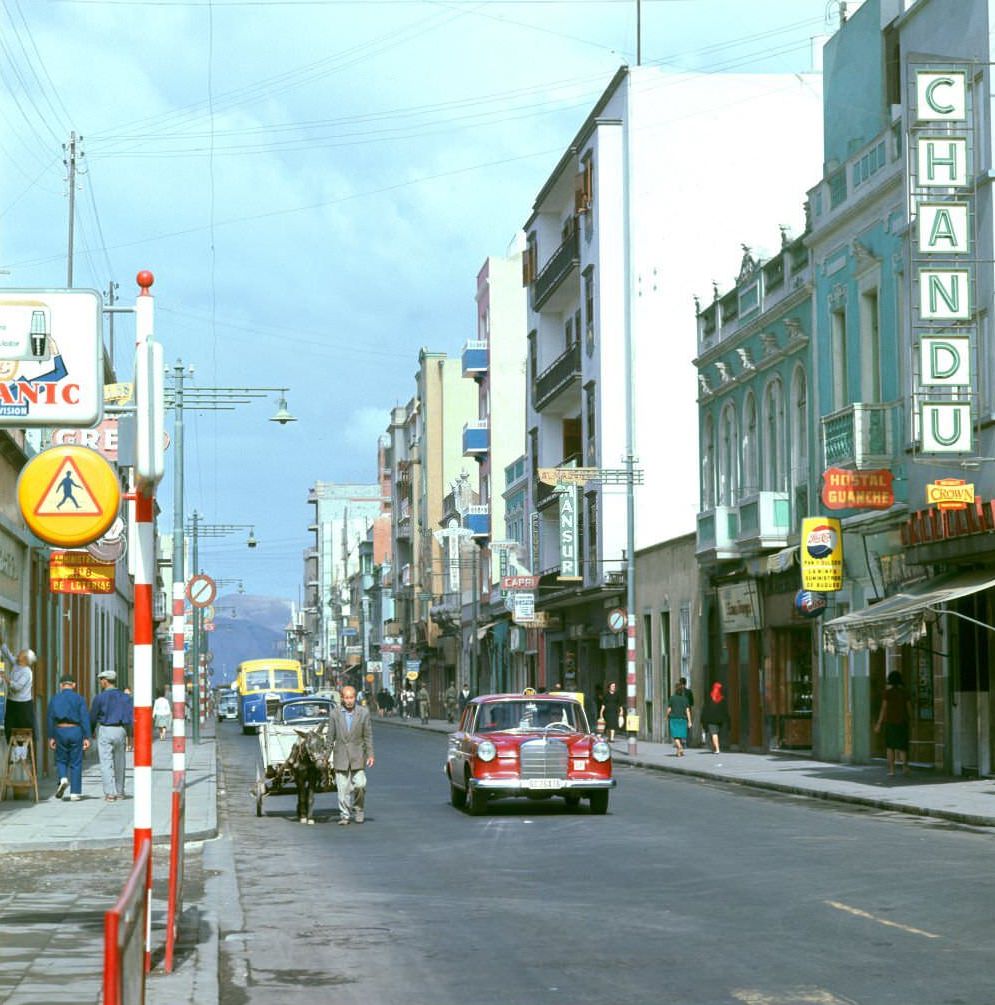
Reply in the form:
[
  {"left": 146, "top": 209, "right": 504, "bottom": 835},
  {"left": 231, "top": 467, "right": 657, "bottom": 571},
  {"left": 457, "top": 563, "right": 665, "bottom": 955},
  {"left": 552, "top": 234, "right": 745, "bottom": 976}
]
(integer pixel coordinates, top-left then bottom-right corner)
[
  {"left": 732, "top": 987, "right": 858, "bottom": 1004},
  {"left": 824, "top": 899, "right": 940, "bottom": 939}
]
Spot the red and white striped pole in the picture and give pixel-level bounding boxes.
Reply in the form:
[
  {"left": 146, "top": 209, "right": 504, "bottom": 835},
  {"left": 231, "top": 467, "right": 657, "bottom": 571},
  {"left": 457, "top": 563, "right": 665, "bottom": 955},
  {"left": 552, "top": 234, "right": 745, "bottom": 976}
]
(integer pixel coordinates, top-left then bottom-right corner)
[{"left": 132, "top": 269, "right": 156, "bottom": 968}]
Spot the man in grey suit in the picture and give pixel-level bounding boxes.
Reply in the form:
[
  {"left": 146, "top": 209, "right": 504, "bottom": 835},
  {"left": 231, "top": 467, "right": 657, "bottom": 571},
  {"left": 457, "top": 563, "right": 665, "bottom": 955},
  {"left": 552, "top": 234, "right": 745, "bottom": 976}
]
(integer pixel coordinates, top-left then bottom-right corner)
[{"left": 328, "top": 684, "right": 375, "bottom": 825}]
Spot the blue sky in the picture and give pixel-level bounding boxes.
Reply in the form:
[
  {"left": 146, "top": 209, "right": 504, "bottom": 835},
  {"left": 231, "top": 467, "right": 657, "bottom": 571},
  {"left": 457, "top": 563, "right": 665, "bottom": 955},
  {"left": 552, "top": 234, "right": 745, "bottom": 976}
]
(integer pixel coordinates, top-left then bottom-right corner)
[{"left": 0, "top": 0, "right": 840, "bottom": 599}]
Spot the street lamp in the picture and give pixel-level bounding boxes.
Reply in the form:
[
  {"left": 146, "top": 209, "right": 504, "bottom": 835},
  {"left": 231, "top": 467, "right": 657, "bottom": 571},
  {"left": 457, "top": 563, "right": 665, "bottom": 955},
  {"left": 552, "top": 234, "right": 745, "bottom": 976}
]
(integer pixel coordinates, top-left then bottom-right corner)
[
  {"left": 185, "top": 512, "right": 259, "bottom": 742},
  {"left": 167, "top": 359, "right": 293, "bottom": 746}
]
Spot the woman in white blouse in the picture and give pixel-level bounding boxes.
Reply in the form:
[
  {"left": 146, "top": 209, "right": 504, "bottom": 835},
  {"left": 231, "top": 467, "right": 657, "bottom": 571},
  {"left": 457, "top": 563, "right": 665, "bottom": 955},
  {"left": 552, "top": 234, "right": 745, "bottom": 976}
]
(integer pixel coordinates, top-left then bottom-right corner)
[{"left": 3, "top": 646, "right": 37, "bottom": 744}]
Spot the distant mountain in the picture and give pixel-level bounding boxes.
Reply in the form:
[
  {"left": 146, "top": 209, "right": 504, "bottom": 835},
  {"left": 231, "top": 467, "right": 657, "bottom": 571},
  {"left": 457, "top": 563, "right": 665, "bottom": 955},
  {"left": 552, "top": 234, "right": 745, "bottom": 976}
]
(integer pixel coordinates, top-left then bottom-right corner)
[{"left": 206, "top": 593, "right": 292, "bottom": 687}]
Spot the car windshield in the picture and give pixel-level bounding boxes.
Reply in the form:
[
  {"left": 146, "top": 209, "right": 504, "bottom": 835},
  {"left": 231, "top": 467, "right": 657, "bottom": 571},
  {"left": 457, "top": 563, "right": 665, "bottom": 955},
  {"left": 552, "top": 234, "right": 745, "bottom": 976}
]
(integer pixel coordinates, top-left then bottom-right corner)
[
  {"left": 477, "top": 700, "right": 587, "bottom": 733},
  {"left": 282, "top": 701, "right": 328, "bottom": 722}
]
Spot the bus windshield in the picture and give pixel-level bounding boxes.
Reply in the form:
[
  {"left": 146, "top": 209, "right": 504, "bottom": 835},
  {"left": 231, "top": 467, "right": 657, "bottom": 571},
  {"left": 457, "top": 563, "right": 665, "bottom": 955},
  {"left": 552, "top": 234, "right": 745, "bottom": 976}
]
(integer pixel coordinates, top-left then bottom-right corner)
[
  {"left": 273, "top": 669, "right": 300, "bottom": 691},
  {"left": 242, "top": 669, "right": 270, "bottom": 692}
]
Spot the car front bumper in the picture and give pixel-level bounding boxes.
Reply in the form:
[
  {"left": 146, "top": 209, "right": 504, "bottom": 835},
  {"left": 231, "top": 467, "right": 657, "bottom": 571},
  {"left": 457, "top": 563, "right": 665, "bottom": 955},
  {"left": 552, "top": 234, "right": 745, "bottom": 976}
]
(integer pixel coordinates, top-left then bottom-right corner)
[{"left": 468, "top": 777, "right": 616, "bottom": 792}]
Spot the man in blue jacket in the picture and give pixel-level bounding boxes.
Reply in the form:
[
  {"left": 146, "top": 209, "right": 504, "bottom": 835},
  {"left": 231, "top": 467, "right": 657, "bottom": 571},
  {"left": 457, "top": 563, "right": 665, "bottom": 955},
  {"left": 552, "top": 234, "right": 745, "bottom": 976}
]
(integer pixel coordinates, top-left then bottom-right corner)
[
  {"left": 46, "top": 675, "right": 91, "bottom": 801},
  {"left": 90, "top": 670, "right": 133, "bottom": 801}
]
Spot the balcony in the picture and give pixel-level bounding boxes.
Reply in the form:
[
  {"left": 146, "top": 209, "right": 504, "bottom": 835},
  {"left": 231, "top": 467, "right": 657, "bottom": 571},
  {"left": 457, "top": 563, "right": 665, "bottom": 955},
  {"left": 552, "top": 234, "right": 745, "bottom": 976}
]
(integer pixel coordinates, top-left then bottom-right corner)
[
  {"left": 534, "top": 341, "right": 581, "bottom": 412},
  {"left": 737, "top": 492, "right": 790, "bottom": 551},
  {"left": 464, "top": 504, "right": 490, "bottom": 539},
  {"left": 461, "top": 340, "right": 489, "bottom": 378},
  {"left": 822, "top": 402, "right": 898, "bottom": 469},
  {"left": 696, "top": 505, "right": 740, "bottom": 561},
  {"left": 532, "top": 228, "right": 579, "bottom": 311},
  {"left": 396, "top": 497, "right": 412, "bottom": 540},
  {"left": 462, "top": 419, "right": 489, "bottom": 457}
]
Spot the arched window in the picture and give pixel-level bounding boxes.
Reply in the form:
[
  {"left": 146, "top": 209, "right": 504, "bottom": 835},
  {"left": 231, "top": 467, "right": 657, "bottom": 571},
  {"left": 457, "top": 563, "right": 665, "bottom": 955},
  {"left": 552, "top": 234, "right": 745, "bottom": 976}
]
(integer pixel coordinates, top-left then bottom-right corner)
[
  {"left": 701, "top": 413, "right": 715, "bottom": 509},
  {"left": 790, "top": 367, "right": 808, "bottom": 488},
  {"left": 718, "top": 403, "right": 739, "bottom": 506},
  {"left": 763, "top": 378, "right": 786, "bottom": 491},
  {"left": 742, "top": 392, "right": 759, "bottom": 496}
]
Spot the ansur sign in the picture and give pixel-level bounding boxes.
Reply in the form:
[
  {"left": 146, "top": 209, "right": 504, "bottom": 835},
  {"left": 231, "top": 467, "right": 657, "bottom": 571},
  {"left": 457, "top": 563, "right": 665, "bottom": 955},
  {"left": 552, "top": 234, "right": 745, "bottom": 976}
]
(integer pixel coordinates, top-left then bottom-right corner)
[{"left": 821, "top": 468, "right": 894, "bottom": 510}]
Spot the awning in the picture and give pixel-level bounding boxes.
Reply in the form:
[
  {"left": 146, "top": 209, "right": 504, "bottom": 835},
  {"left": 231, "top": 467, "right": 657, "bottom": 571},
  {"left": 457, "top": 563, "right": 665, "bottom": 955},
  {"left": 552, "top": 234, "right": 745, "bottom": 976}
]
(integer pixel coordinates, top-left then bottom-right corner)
[
  {"left": 476, "top": 622, "right": 496, "bottom": 640},
  {"left": 822, "top": 568, "right": 995, "bottom": 654}
]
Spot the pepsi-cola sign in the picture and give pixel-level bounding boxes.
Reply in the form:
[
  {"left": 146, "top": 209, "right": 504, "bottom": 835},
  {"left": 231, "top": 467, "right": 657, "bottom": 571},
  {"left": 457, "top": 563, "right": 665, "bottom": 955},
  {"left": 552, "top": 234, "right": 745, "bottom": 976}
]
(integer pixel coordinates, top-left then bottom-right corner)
[
  {"left": 794, "top": 589, "right": 828, "bottom": 619},
  {"left": 800, "top": 516, "right": 843, "bottom": 592}
]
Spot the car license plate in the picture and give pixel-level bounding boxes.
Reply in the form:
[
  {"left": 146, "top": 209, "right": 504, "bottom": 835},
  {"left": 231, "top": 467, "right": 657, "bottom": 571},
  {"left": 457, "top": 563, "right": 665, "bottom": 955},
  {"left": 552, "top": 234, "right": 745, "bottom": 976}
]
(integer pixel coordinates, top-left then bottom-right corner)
[{"left": 527, "top": 778, "right": 563, "bottom": 790}]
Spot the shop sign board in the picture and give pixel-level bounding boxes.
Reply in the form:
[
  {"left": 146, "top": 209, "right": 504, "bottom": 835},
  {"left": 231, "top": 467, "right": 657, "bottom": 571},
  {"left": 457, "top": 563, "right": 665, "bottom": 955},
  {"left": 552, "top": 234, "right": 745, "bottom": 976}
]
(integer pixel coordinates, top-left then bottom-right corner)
[
  {"left": 910, "top": 66, "right": 976, "bottom": 455},
  {"left": 52, "top": 418, "right": 119, "bottom": 461},
  {"left": 717, "top": 581, "right": 762, "bottom": 634},
  {"left": 538, "top": 466, "right": 600, "bottom": 486},
  {"left": 513, "top": 611, "right": 560, "bottom": 629},
  {"left": 821, "top": 468, "right": 894, "bottom": 510},
  {"left": 926, "top": 477, "right": 974, "bottom": 510},
  {"left": 513, "top": 592, "right": 534, "bottom": 621},
  {"left": 501, "top": 575, "right": 539, "bottom": 590},
  {"left": 800, "top": 517, "right": 843, "bottom": 593},
  {"left": 0, "top": 289, "right": 103, "bottom": 427},
  {"left": 50, "top": 549, "right": 114, "bottom": 595},
  {"left": 557, "top": 487, "right": 581, "bottom": 581}
]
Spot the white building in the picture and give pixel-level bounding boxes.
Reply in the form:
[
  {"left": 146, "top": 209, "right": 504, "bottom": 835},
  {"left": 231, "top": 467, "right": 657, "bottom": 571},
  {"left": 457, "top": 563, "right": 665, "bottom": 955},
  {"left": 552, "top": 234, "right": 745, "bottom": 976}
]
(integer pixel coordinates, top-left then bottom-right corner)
[{"left": 523, "top": 64, "right": 824, "bottom": 695}]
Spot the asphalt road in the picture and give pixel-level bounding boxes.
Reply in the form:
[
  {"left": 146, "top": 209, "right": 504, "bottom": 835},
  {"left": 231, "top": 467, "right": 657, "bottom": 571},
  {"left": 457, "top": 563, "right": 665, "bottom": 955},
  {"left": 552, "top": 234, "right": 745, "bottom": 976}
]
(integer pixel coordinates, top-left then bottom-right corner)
[{"left": 213, "top": 719, "right": 995, "bottom": 1005}]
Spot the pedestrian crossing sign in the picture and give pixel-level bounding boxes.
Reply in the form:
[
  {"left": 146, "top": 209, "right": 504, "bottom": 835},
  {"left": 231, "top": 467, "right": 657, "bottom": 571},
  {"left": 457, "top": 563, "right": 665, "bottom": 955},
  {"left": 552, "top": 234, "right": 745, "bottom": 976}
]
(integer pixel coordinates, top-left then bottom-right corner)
[{"left": 17, "top": 445, "right": 120, "bottom": 547}]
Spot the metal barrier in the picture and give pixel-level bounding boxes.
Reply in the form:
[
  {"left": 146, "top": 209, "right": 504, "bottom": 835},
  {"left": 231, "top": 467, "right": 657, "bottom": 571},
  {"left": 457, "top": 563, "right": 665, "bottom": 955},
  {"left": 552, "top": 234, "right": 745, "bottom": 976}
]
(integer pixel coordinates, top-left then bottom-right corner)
[
  {"left": 164, "top": 789, "right": 186, "bottom": 972},
  {"left": 104, "top": 838, "right": 150, "bottom": 1005}
]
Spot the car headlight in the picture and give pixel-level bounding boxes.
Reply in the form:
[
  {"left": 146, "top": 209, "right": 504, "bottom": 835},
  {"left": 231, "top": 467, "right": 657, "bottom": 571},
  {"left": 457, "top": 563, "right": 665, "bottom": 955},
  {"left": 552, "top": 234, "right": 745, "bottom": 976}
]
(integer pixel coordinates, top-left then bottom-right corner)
[
  {"left": 592, "top": 740, "right": 611, "bottom": 762},
  {"left": 477, "top": 740, "right": 497, "bottom": 762}
]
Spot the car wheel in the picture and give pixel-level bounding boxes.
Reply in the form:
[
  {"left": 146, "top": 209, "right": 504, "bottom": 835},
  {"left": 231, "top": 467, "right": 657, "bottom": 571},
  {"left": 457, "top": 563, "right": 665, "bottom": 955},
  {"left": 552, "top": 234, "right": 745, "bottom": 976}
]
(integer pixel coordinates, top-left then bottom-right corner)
[
  {"left": 467, "top": 780, "right": 488, "bottom": 816},
  {"left": 564, "top": 793, "right": 581, "bottom": 808},
  {"left": 589, "top": 790, "right": 609, "bottom": 815},
  {"left": 450, "top": 779, "right": 467, "bottom": 809}
]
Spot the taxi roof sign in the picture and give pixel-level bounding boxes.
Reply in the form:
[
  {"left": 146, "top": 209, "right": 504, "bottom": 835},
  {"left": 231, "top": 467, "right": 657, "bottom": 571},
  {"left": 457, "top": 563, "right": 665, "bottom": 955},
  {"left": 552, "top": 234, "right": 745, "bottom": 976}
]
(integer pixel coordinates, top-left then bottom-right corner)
[{"left": 18, "top": 445, "right": 120, "bottom": 547}]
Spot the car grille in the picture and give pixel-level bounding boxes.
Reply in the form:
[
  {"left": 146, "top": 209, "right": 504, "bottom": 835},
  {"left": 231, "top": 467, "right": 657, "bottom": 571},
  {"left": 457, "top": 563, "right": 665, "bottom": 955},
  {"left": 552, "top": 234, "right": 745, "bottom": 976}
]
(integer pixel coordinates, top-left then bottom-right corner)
[{"left": 519, "top": 738, "right": 569, "bottom": 779}]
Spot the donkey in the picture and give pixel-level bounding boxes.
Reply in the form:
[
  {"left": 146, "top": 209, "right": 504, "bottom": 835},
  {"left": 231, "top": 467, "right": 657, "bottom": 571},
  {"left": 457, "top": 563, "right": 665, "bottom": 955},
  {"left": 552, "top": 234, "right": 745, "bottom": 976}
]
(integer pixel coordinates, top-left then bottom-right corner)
[{"left": 287, "top": 722, "right": 330, "bottom": 825}]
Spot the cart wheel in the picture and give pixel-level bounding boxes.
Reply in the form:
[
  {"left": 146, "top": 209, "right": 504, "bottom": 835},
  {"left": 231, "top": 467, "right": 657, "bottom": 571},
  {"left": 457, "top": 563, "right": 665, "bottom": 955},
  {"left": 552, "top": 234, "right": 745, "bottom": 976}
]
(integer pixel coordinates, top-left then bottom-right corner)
[{"left": 255, "top": 765, "right": 264, "bottom": 817}]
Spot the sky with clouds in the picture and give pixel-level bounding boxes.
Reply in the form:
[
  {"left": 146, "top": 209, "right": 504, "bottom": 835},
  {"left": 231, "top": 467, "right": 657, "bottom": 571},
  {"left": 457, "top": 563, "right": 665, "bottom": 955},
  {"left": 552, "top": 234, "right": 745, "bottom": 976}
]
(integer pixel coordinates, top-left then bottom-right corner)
[{"left": 0, "top": 0, "right": 842, "bottom": 599}]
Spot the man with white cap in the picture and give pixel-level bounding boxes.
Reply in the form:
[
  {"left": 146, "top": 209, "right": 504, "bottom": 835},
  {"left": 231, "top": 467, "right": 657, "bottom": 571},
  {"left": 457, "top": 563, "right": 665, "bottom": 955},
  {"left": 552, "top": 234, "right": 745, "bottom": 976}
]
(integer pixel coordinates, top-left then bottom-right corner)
[{"left": 89, "top": 670, "right": 133, "bottom": 801}]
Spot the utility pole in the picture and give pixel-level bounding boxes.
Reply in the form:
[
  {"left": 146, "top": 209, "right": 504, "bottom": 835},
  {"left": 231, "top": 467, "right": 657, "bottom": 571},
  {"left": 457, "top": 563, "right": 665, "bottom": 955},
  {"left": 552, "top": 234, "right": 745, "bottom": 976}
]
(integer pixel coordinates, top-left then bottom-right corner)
[
  {"left": 107, "top": 281, "right": 119, "bottom": 371},
  {"left": 63, "top": 132, "right": 81, "bottom": 288}
]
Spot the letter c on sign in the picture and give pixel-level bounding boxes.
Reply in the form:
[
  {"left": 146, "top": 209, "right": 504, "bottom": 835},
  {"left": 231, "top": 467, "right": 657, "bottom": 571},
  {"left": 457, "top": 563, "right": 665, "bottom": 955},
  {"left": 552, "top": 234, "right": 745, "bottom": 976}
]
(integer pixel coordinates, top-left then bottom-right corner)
[{"left": 925, "top": 76, "right": 957, "bottom": 116}]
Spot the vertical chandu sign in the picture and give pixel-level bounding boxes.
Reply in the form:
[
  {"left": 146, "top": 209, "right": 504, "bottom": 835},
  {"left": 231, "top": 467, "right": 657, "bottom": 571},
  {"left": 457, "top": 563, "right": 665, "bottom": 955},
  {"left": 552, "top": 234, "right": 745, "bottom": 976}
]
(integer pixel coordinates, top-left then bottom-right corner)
[{"left": 911, "top": 67, "right": 975, "bottom": 454}]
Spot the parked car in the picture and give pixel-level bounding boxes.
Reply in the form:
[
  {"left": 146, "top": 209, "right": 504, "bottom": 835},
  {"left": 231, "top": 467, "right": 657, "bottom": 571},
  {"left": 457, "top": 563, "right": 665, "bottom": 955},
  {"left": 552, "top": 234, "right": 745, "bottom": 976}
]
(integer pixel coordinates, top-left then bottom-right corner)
[
  {"left": 277, "top": 696, "right": 333, "bottom": 726},
  {"left": 445, "top": 692, "right": 615, "bottom": 815}
]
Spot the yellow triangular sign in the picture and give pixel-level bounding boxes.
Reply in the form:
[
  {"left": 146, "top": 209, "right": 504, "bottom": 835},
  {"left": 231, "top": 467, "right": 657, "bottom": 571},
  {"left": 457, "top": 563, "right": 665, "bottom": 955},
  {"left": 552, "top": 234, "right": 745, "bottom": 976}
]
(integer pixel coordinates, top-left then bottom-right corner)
[{"left": 34, "top": 457, "right": 104, "bottom": 518}]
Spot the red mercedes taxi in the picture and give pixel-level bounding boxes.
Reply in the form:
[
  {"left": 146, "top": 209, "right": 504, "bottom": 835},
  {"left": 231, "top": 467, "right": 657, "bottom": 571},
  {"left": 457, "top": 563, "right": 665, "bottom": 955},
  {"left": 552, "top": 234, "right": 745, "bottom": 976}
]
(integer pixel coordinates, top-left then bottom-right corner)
[{"left": 445, "top": 692, "right": 615, "bottom": 815}]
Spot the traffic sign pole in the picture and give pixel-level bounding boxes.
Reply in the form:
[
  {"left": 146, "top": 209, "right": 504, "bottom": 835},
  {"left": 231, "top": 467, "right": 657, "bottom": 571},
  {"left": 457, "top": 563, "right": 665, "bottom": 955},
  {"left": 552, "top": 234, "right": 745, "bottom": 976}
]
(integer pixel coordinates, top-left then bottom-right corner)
[{"left": 131, "top": 270, "right": 156, "bottom": 971}]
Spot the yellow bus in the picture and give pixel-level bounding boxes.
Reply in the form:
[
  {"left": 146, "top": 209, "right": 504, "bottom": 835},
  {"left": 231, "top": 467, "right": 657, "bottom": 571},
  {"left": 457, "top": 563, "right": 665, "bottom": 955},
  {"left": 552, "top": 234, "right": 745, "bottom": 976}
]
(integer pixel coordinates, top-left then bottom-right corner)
[{"left": 235, "top": 658, "right": 304, "bottom": 733}]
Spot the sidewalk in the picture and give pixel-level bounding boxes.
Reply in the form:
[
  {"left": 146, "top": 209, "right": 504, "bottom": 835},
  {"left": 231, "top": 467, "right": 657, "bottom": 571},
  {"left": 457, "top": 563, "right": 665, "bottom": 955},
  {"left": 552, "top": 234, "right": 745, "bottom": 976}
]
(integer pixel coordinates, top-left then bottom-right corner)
[
  {"left": 383, "top": 714, "right": 995, "bottom": 828},
  {"left": 0, "top": 725, "right": 219, "bottom": 1005},
  {"left": 0, "top": 727, "right": 218, "bottom": 852}
]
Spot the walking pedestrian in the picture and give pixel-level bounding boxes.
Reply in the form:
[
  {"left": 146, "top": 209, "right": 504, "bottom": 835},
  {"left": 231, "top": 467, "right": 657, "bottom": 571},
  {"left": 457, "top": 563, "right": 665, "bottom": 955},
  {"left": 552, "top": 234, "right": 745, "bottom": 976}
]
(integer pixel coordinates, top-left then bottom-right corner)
[
  {"left": 665, "top": 680, "right": 693, "bottom": 757},
  {"left": 458, "top": 682, "right": 472, "bottom": 714},
  {"left": 46, "top": 675, "right": 91, "bottom": 800},
  {"left": 1, "top": 645, "right": 36, "bottom": 746},
  {"left": 875, "top": 670, "right": 912, "bottom": 777},
  {"left": 153, "top": 688, "right": 172, "bottom": 740},
  {"left": 89, "top": 670, "right": 133, "bottom": 800},
  {"left": 681, "top": 676, "right": 696, "bottom": 747},
  {"left": 444, "top": 683, "right": 458, "bottom": 723},
  {"left": 416, "top": 682, "right": 430, "bottom": 724},
  {"left": 600, "top": 680, "right": 621, "bottom": 742},
  {"left": 328, "top": 684, "right": 374, "bottom": 825},
  {"left": 701, "top": 681, "right": 730, "bottom": 754}
]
